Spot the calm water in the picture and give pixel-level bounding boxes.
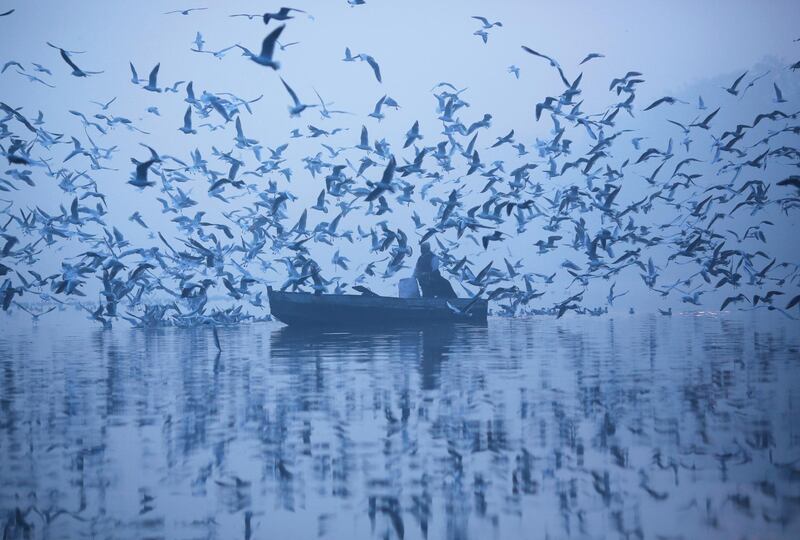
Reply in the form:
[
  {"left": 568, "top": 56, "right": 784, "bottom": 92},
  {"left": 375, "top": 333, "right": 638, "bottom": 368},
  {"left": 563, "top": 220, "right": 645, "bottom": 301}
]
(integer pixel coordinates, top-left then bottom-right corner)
[{"left": 1, "top": 313, "right": 799, "bottom": 540}]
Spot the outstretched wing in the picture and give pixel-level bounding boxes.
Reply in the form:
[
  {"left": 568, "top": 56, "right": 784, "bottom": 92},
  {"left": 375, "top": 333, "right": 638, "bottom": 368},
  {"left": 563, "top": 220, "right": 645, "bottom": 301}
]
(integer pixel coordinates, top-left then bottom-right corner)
[
  {"left": 148, "top": 63, "right": 160, "bottom": 87},
  {"left": 280, "top": 77, "right": 300, "bottom": 106},
  {"left": 364, "top": 55, "right": 382, "bottom": 83},
  {"left": 259, "top": 24, "right": 285, "bottom": 59}
]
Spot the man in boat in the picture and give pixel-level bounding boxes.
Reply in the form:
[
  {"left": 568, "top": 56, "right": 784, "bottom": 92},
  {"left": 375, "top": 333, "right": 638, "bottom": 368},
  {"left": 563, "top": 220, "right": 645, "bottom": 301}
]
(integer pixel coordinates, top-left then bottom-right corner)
[{"left": 414, "top": 242, "right": 457, "bottom": 299}]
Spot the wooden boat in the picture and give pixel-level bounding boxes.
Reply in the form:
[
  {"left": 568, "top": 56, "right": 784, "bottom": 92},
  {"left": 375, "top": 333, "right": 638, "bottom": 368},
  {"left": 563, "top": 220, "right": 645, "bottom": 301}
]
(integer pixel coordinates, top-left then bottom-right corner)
[{"left": 267, "top": 287, "right": 488, "bottom": 327}]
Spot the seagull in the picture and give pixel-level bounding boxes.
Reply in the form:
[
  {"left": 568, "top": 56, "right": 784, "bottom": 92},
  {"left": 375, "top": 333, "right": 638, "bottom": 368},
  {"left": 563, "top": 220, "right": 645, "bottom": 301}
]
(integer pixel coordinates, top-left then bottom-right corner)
[
  {"left": 507, "top": 65, "right": 520, "bottom": 79},
  {"left": 313, "top": 89, "right": 352, "bottom": 118},
  {"left": 643, "top": 96, "right": 686, "bottom": 111},
  {"left": 343, "top": 47, "right": 360, "bottom": 62},
  {"left": 14, "top": 70, "right": 55, "bottom": 88},
  {"left": 521, "top": 46, "right": 559, "bottom": 67},
  {"left": 369, "top": 95, "right": 387, "bottom": 121},
  {"left": 193, "top": 32, "right": 205, "bottom": 51},
  {"left": 143, "top": 63, "right": 161, "bottom": 92},
  {"left": 471, "top": 16, "right": 502, "bottom": 29},
  {"left": 773, "top": 82, "right": 787, "bottom": 103},
  {"left": 606, "top": 282, "right": 629, "bottom": 305},
  {"left": 720, "top": 293, "right": 750, "bottom": 311},
  {"left": 178, "top": 106, "right": 196, "bottom": 134},
  {"left": 14, "top": 303, "right": 57, "bottom": 321},
  {"left": 738, "top": 70, "right": 770, "bottom": 98},
  {"left": 129, "top": 62, "right": 144, "bottom": 84},
  {"left": 128, "top": 158, "right": 159, "bottom": 188},
  {"left": 723, "top": 70, "right": 748, "bottom": 96},
  {"left": 403, "top": 121, "right": 421, "bottom": 148},
  {"left": 280, "top": 77, "right": 315, "bottom": 116},
  {"left": 263, "top": 7, "right": 307, "bottom": 24},
  {"left": 164, "top": 7, "right": 207, "bottom": 15},
  {"left": 360, "top": 54, "right": 382, "bottom": 83},
  {"left": 48, "top": 42, "right": 103, "bottom": 77},
  {"left": 579, "top": 53, "right": 605, "bottom": 65},
  {"left": 2, "top": 61, "right": 23, "bottom": 73},
  {"left": 490, "top": 129, "right": 514, "bottom": 148},
  {"left": 277, "top": 40, "right": 299, "bottom": 51},
  {"left": 355, "top": 125, "right": 372, "bottom": 151},
  {"left": 90, "top": 96, "right": 117, "bottom": 110},
  {"left": 365, "top": 155, "right": 396, "bottom": 202},
  {"left": 249, "top": 24, "right": 284, "bottom": 69},
  {"left": 31, "top": 63, "right": 52, "bottom": 75}
]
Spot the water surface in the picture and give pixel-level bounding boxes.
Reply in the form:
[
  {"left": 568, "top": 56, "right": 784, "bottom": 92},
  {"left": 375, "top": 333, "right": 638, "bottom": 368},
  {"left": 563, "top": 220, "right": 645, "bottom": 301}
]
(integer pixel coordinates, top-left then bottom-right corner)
[{"left": 1, "top": 313, "right": 799, "bottom": 539}]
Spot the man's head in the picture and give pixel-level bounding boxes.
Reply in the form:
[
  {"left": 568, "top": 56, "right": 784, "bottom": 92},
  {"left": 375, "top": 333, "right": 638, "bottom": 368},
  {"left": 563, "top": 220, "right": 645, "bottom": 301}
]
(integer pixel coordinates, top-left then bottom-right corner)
[{"left": 420, "top": 242, "right": 431, "bottom": 254}]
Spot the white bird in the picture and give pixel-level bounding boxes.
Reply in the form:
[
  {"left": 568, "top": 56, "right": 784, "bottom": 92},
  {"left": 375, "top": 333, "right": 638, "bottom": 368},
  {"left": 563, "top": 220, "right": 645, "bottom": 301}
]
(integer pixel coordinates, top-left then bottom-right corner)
[
  {"left": 178, "top": 107, "right": 196, "bottom": 134},
  {"left": 250, "top": 25, "right": 284, "bottom": 69}
]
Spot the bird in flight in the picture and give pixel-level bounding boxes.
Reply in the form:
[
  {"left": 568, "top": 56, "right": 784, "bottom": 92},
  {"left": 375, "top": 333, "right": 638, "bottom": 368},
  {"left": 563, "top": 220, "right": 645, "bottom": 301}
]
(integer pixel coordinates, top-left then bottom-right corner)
[
  {"left": 263, "top": 7, "right": 307, "bottom": 25},
  {"left": 471, "top": 16, "right": 502, "bottom": 28},
  {"left": 579, "top": 52, "right": 605, "bottom": 65},
  {"left": 47, "top": 42, "right": 103, "bottom": 77},
  {"left": 249, "top": 25, "right": 284, "bottom": 69},
  {"left": 164, "top": 7, "right": 207, "bottom": 15},
  {"left": 280, "top": 77, "right": 315, "bottom": 117}
]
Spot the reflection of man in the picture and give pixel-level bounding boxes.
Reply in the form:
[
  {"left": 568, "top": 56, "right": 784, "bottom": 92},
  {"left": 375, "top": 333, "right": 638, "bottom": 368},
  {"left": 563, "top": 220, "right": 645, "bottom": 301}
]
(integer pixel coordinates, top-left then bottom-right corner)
[{"left": 414, "top": 243, "right": 457, "bottom": 298}]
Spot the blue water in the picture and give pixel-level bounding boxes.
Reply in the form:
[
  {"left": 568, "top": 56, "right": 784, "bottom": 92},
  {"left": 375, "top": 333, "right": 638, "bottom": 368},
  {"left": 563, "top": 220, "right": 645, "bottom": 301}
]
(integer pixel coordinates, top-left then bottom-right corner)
[{"left": 1, "top": 312, "right": 799, "bottom": 539}]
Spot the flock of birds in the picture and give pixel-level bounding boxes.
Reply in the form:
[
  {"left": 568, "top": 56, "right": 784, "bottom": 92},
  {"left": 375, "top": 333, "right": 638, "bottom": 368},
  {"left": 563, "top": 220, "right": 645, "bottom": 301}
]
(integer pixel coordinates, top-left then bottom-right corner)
[{"left": 1, "top": 5, "right": 800, "bottom": 329}]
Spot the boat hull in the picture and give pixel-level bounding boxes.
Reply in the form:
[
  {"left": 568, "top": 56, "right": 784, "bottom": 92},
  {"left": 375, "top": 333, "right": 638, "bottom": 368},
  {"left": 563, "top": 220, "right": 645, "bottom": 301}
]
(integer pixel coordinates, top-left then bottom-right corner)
[{"left": 267, "top": 288, "right": 488, "bottom": 327}]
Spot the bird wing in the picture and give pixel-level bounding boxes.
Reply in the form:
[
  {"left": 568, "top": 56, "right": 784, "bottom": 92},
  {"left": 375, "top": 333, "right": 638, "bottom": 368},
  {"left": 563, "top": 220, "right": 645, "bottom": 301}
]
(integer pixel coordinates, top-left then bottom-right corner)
[
  {"left": 148, "top": 63, "right": 160, "bottom": 87},
  {"left": 364, "top": 55, "right": 382, "bottom": 82},
  {"left": 381, "top": 155, "right": 396, "bottom": 183},
  {"left": 59, "top": 48, "right": 82, "bottom": 73},
  {"left": 259, "top": 24, "right": 285, "bottom": 59},
  {"left": 372, "top": 95, "right": 386, "bottom": 114},
  {"left": 731, "top": 70, "right": 748, "bottom": 90},
  {"left": 280, "top": 77, "right": 300, "bottom": 106}
]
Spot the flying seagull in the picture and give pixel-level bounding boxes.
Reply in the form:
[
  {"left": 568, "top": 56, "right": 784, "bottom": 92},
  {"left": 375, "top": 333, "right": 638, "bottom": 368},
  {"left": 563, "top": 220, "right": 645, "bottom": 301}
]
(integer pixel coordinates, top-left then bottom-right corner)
[
  {"left": 47, "top": 42, "right": 103, "bottom": 77},
  {"left": 164, "top": 7, "right": 207, "bottom": 15},
  {"left": 178, "top": 106, "right": 196, "bottom": 134},
  {"left": 250, "top": 24, "right": 284, "bottom": 69},
  {"left": 723, "top": 70, "right": 748, "bottom": 96},
  {"left": 143, "top": 63, "right": 160, "bottom": 92},
  {"left": 360, "top": 54, "right": 382, "bottom": 83},
  {"left": 579, "top": 53, "right": 605, "bottom": 64},
  {"left": 263, "top": 7, "right": 307, "bottom": 24},
  {"left": 280, "top": 77, "right": 315, "bottom": 116},
  {"left": 471, "top": 16, "right": 502, "bottom": 28}
]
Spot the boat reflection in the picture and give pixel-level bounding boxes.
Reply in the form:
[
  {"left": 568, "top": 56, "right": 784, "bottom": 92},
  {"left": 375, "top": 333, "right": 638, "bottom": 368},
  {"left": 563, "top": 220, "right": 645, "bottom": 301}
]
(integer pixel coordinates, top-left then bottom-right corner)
[{"left": 270, "top": 322, "right": 487, "bottom": 391}]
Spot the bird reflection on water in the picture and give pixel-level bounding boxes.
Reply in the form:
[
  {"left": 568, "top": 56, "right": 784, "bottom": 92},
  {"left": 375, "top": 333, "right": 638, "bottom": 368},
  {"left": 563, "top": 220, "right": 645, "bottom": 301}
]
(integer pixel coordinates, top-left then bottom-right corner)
[{"left": 1, "top": 314, "right": 799, "bottom": 539}]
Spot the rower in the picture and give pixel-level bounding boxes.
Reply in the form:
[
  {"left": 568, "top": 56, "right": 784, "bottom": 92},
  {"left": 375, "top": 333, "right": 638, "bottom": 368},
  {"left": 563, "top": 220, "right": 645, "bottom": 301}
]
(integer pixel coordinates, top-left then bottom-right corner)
[{"left": 414, "top": 243, "right": 457, "bottom": 299}]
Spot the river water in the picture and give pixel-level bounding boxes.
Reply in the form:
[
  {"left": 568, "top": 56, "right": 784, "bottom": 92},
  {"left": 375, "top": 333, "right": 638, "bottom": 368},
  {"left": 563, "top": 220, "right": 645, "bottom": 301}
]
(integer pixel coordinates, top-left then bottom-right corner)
[{"left": 1, "top": 312, "right": 799, "bottom": 539}]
